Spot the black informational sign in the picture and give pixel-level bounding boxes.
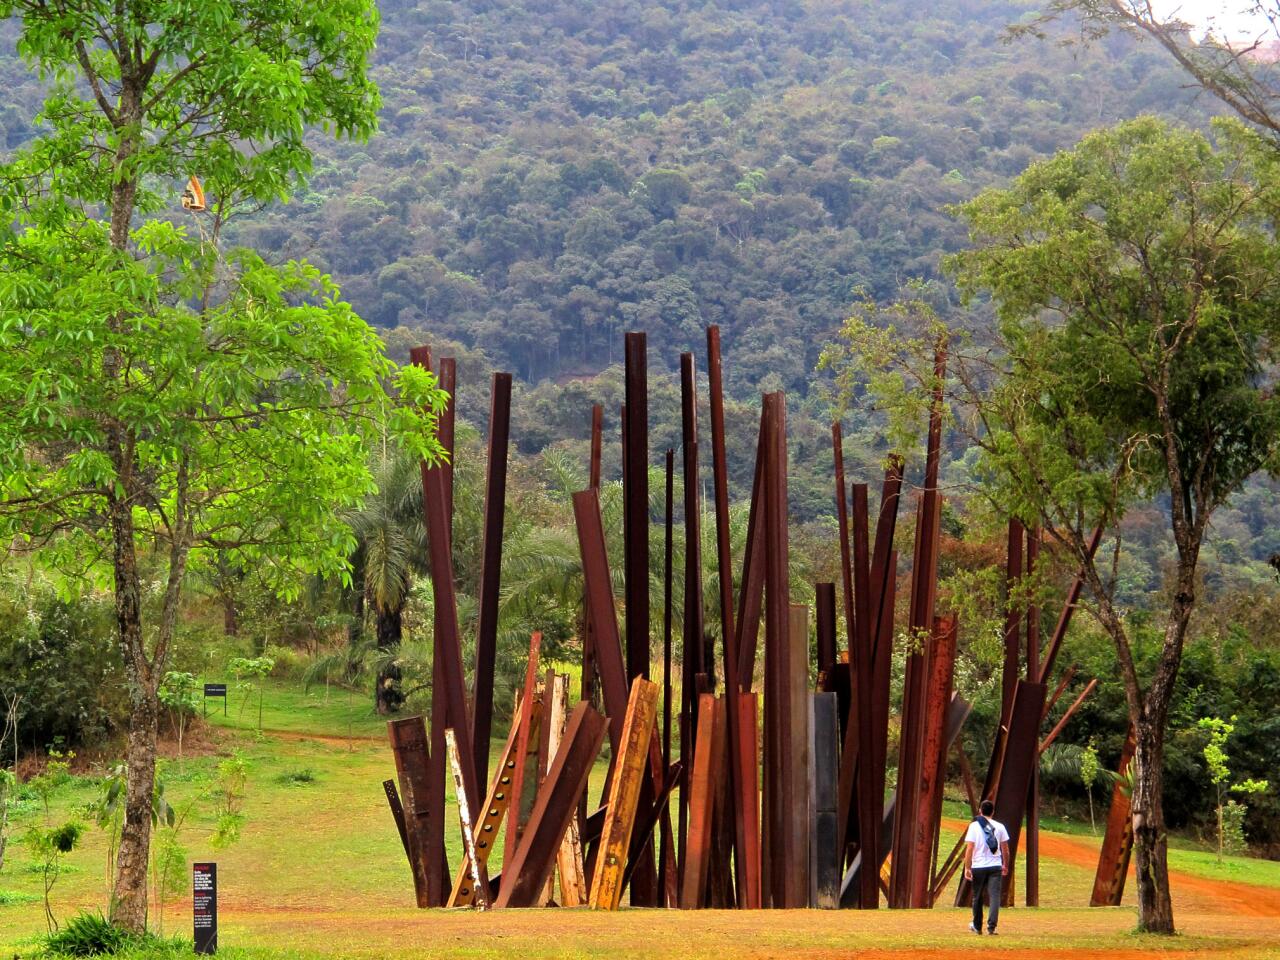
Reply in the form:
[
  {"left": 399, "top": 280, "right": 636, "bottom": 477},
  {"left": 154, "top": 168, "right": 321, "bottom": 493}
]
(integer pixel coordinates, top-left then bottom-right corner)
[
  {"left": 203, "top": 684, "right": 227, "bottom": 717},
  {"left": 193, "top": 862, "right": 217, "bottom": 955}
]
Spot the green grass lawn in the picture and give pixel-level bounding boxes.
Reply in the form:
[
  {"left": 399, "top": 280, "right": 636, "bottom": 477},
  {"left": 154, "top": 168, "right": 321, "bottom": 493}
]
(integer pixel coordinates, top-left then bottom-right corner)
[{"left": 2, "top": 679, "right": 1278, "bottom": 959}]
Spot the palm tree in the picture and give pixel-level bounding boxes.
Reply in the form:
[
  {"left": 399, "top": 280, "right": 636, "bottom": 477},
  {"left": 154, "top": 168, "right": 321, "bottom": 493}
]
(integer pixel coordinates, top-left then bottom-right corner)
[{"left": 345, "top": 444, "right": 426, "bottom": 714}]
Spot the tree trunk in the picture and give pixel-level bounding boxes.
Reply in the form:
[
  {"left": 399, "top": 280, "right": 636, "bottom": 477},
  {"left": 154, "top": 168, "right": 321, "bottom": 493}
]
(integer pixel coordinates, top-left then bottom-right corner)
[
  {"left": 374, "top": 604, "right": 405, "bottom": 715},
  {"left": 111, "top": 629, "right": 159, "bottom": 934},
  {"left": 1131, "top": 714, "right": 1174, "bottom": 933}
]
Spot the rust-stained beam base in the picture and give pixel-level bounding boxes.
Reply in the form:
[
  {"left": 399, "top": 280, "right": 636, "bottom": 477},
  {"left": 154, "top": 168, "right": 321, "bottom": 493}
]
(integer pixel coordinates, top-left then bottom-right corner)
[{"left": 496, "top": 703, "right": 609, "bottom": 908}]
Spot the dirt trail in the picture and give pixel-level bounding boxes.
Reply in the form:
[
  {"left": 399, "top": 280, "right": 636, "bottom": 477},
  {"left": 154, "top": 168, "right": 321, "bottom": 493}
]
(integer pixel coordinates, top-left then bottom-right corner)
[{"left": 943, "top": 817, "right": 1280, "bottom": 918}]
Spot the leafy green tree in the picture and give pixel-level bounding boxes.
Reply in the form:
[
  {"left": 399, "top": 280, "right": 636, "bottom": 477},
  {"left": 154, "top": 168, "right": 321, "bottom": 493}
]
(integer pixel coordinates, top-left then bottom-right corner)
[
  {"left": 1197, "top": 716, "right": 1270, "bottom": 861},
  {"left": 157, "top": 672, "right": 199, "bottom": 764},
  {"left": 825, "top": 117, "right": 1280, "bottom": 934},
  {"left": 1081, "top": 739, "right": 1101, "bottom": 835},
  {"left": 0, "top": 0, "right": 444, "bottom": 932}
]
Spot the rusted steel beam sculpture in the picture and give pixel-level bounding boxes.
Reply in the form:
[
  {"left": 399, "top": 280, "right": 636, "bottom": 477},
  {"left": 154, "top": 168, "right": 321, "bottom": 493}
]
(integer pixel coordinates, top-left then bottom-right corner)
[
  {"left": 815, "top": 583, "right": 838, "bottom": 687},
  {"left": 445, "top": 728, "right": 489, "bottom": 910},
  {"left": 1039, "top": 678, "right": 1099, "bottom": 754},
  {"left": 810, "top": 691, "right": 841, "bottom": 908},
  {"left": 622, "top": 333, "right": 658, "bottom": 906},
  {"left": 1091, "top": 729, "right": 1136, "bottom": 907},
  {"left": 388, "top": 716, "right": 434, "bottom": 907},
  {"left": 383, "top": 778, "right": 410, "bottom": 862},
  {"left": 473, "top": 371, "right": 512, "bottom": 791},
  {"left": 1038, "top": 525, "right": 1104, "bottom": 685},
  {"left": 908, "top": 615, "right": 958, "bottom": 908},
  {"left": 496, "top": 703, "right": 609, "bottom": 908},
  {"left": 890, "top": 344, "right": 946, "bottom": 910},
  {"left": 450, "top": 697, "right": 540, "bottom": 908},
  {"left": 593, "top": 678, "right": 660, "bottom": 910},
  {"left": 658, "top": 449, "right": 676, "bottom": 905},
  {"left": 1025, "top": 527, "right": 1041, "bottom": 907},
  {"left": 707, "top": 324, "right": 756, "bottom": 909},
  {"left": 504, "top": 633, "right": 542, "bottom": 866},
  {"left": 680, "top": 693, "right": 725, "bottom": 908}
]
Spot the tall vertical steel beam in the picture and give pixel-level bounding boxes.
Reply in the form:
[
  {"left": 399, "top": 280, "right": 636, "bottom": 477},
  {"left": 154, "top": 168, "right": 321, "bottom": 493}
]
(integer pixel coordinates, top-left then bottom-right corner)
[
  {"left": 1025, "top": 527, "right": 1041, "bottom": 908},
  {"left": 832, "top": 424, "right": 857, "bottom": 671},
  {"left": 659, "top": 450, "right": 676, "bottom": 904},
  {"left": 623, "top": 333, "right": 650, "bottom": 686},
  {"left": 408, "top": 346, "right": 448, "bottom": 907},
  {"left": 680, "top": 352, "right": 707, "bottom": 691},
  {"left": 706, "top": 325, "right": 754, "bottom": 907},
  {"left": 472, "top": 372, "right": 512, "bottom": 791},
  {"left": 909, "top": 615, "right": 958, "bottom": 908},
  {"left": 815, "top": 583, "right": 838, "bottom": 682},
  {"left": 1000, "top": 519, "right": 1024, "bottom": 732}
]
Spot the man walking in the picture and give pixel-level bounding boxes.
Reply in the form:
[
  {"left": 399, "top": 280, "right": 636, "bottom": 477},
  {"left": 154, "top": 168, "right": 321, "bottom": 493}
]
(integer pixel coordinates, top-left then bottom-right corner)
[{"left": 963, "top": 799, "right": 1011, "bottom": 935}]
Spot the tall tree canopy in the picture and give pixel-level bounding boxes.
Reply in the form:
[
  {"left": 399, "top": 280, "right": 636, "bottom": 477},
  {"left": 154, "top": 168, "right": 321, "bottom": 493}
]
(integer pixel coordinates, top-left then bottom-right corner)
[
  {"left": 0, "top": 0, "right": 442, "bottom": 933},
  {"left": 826, "top": 116, "right": 1280, "bottom": 933}
]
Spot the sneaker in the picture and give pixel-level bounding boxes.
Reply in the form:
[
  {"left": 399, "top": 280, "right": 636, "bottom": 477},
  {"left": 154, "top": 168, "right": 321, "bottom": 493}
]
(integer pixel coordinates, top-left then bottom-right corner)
[
  {"left": 968, "top": 923, "right": 981, "bottom": 935},
  {"left": 987, "top": 929, "right": 998, "bottom": 936}
]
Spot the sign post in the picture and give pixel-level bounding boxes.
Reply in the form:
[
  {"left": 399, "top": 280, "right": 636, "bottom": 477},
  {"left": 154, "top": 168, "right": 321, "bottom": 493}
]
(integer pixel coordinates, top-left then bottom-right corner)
[
  {"left": 193, "top": 862, "right": 217, "bottom": 954},
  {"left": 203, "top": 683, "right": 227, "bottom": 718}
]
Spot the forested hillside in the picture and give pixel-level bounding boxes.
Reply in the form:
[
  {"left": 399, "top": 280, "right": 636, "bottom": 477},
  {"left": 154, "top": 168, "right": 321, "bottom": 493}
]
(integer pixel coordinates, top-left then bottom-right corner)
[
  {"left": 278, "top": 0, "right": 1208, "bottom": 388},
  {"left": 0, "top": 1, "right": 1204, "bottom": 385}
]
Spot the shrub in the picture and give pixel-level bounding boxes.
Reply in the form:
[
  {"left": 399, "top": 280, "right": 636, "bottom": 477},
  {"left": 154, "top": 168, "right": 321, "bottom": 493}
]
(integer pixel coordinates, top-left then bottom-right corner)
[{"left": 44, "top": 910, "right": 129, "bottom": 956}]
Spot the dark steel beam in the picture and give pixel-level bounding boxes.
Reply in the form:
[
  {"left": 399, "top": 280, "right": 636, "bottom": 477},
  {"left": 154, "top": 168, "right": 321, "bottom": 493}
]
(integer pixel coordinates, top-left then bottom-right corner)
[{"left": 472, "top": 371, "right": 512, "bottom": 790}]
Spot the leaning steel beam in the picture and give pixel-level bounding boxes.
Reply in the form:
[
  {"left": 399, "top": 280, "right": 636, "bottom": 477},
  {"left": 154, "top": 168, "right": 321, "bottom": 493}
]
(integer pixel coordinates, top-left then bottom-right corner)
[
  {"left": 572, "top": 489, "right": 631, "bottom": 748},
  {"left": 735, "top": 403, "right": 768, "bottom": 691},
  {"left": 472, "top": 371, "right": 512, "bottom": 791},
  {"left": 1038, "top": 525, "right": 1105, "bottom": 684},
  {"left": 449, "top": 695, "right": 541, "bottom": 908},
  {"left": 1090, "top": 729, "right": 1136, "bottom": 907},
  {"left": 1000, "top": 519, "right": 1024, "bottom": 731},
  {"left": 1039, "top": 678, "right": 1099, "bottom": 755},
  {"left": 504, "top": 632, "right": 542, "bottom": 866},
  {"left": 383, "top": 779, "right": 410, "bottom": 863},
  {"left": 496, "top": 703, "right": 609, "bottom": 908},
  {"left": 445, "top": 728, "right": 489, "bottom": 910},
  {"left": 591, "top": 678, "right": 660, "bottom": 910}
]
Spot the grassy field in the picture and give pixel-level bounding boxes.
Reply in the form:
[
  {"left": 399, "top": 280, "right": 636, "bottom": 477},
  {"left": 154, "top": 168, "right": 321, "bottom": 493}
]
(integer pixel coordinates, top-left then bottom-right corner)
[{"left": 2, "top": 679, "right": 1277, "bottom": 959}]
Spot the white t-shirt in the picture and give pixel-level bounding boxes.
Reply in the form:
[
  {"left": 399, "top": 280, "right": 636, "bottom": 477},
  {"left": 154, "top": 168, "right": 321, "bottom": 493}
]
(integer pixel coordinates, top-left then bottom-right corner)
[{"left": 965, "top": 817, "right": 1009, "bottom": 869}]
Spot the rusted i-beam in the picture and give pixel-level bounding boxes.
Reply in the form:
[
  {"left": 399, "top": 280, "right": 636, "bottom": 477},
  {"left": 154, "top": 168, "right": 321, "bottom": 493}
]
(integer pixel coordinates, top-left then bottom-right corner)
[
  {"left": 1025, "top": 527, "right": 1041, "bottom": 907},
  {"left": 832, "top": 423, "right": 857, "bottom": 669},
  {"left": 472, "top": 371, "right": 512, "bottom": 790},
  {"left": 504, "top": 632, "right": 542, "bottom": 866},
  {"left": 908, "top": 615, "right": 958, "bottom": 908},
  {"left": 592, "top": 678, "right": 660, "bottom": 910},
  {"left": 1038, "top": 525, "right": 1104, "bottom": 684},
  {"left": 496, "top": 703, "right": 609, "bottom": 908},
  {"left": 1090, "top": 729, "right": 1136, "bottom": 907}
]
